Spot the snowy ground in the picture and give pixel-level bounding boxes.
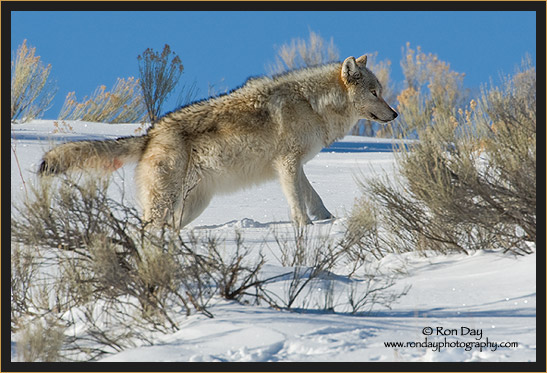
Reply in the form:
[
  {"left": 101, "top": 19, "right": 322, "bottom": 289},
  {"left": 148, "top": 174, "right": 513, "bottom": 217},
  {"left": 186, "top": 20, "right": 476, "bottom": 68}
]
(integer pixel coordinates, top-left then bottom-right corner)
[{"left": 10, "top": 120, "right": 537, "bottom": 363}]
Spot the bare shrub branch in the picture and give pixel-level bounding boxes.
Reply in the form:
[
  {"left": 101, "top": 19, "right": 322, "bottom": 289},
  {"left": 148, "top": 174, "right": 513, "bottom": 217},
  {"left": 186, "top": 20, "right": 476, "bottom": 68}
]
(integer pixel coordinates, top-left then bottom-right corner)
[
  {"left": 11, "top": 176, "right": 215, "bottom": 360},
  {"left": 137, "top": 44, "right": 184, "bottom": 123}
]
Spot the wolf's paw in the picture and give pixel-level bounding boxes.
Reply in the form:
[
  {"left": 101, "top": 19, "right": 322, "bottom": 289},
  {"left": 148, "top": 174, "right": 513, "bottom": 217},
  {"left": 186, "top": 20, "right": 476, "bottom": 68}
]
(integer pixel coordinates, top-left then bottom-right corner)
[
  {"left": 317, "top": 214, "right": 336, "bottom": 222},
  {"left": 292, "top": 214, "right": 313, "bottom": 228},
  {"left": 310, "top": 210, "right": 335, "bottom": 221}
]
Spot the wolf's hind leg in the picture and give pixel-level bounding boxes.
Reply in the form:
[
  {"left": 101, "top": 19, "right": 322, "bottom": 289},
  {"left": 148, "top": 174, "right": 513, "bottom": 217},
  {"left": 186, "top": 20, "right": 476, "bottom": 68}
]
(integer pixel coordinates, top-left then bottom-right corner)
[
  {"left": 137, "top": 163, "right": 183, "bottom": 227},
  {"left": 136, "top": 142, "right": 186, "bottom": 227},
  {"left": 173, "top": 182, "right": 213, "bottom": 228}
]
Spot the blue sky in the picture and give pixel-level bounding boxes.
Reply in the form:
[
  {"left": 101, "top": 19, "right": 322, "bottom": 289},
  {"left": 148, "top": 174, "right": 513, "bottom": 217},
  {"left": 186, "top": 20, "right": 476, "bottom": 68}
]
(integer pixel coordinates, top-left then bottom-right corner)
[{"left": 11, "top": 10, "right": 537, "bottom": 119}]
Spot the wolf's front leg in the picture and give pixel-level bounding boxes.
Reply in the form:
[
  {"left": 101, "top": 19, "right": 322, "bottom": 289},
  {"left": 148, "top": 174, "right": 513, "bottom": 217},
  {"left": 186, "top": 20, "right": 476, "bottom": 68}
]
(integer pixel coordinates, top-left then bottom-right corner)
[
  {"left": 276, "top": 157, "right": 312, "bottom": 227},
  {"left": 299, "top": 168, "right": 335, "bottom": 221}
]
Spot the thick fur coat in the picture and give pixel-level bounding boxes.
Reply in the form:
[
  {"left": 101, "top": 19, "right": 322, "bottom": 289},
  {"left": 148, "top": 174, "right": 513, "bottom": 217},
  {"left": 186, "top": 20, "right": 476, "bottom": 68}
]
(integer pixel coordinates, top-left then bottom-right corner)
[{"left": 40, "top": 54, "right": 397, "bottom": 228}]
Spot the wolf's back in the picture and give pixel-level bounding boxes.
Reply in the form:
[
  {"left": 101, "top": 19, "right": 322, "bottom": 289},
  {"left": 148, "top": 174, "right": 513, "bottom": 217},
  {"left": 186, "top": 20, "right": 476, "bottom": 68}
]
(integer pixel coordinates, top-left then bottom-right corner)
[{"left": 39, "top": 135, "right": 148, "bottom": 176}]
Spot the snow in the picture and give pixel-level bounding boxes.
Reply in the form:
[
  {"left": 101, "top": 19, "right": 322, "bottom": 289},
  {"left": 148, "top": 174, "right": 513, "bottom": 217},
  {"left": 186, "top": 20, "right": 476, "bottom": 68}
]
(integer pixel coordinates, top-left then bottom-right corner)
[{"left": 10, "top": 120, "right": 536, "bottom": 362}]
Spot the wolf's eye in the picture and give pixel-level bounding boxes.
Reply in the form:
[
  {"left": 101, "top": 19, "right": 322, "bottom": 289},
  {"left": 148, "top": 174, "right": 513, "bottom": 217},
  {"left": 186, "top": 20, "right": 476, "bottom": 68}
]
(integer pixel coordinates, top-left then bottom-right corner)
[{"left": 371, "top": 90, "right": 378, "bottom": 97}]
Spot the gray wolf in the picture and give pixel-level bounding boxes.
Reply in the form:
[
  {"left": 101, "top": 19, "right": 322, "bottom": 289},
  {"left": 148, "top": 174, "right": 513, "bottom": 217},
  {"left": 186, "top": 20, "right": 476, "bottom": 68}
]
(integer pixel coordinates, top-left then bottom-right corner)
[{"left": 40, "top": 54, "right": 398, "bottom": 228}]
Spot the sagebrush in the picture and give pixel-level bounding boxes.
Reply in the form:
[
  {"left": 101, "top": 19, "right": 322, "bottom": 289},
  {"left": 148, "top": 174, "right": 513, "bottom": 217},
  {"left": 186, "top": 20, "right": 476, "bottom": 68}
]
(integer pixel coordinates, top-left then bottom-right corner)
[
  {"left": 58, "top": 77, "right": 147, "bottom": 123},
  {"left": 11, "top": 39, "right": 57, "bottom": 122},
  {"left": 11, "top": 173, "right": 408, "bottom": 360},
  {"left": 361, "top": 50, "right": 535, "bottom": 255},
  {"left": 137, "top": 44, "right": 184, "bottom": 123}
]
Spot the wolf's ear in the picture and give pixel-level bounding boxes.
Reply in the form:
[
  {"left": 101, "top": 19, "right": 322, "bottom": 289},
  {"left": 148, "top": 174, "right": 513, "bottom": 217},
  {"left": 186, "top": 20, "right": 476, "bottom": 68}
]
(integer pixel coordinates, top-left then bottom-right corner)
[
  {"left": 356, "top": 55, "right": 368, "bottom": 67},
  {"left": 342, "top": 56, "right": 361, "bottom": 82}
]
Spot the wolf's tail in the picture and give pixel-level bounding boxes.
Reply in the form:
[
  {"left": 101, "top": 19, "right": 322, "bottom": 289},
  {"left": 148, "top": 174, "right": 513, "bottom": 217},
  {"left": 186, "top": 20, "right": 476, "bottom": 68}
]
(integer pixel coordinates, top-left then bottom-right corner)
[{"left": 39, "top": 135, "right": 149, "bottom": 176}]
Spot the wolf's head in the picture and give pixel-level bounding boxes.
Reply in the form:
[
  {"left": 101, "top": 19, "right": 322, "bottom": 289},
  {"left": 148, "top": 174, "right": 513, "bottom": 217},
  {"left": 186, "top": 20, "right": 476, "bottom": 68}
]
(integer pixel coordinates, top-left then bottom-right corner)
[{"left": 341, "top": 55, "right": 398, "bottom": 123}]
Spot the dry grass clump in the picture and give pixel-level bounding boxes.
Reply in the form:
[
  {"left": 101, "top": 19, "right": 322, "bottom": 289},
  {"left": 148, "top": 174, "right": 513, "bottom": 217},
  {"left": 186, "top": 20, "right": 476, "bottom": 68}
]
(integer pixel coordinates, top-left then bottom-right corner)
[
  {"left": 392, "top": 43, "right": 467, "bottom": 137},
  {"left": 58, "top": 77, "right": 147, "bottom": 123},
  {"left": 360, "top": 49, "right": 535, "bottom": 255},
  {"left": 11, "top": 39, "right": 57, "bottom": 122},
  {"left": 268, "top": 29, "right": 339, "bottom": 75}
]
